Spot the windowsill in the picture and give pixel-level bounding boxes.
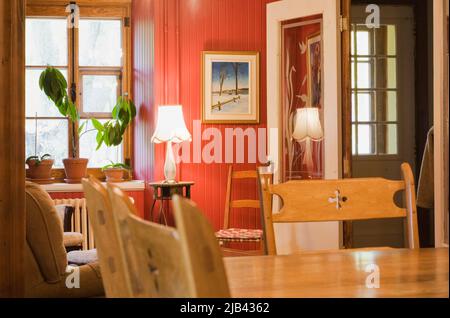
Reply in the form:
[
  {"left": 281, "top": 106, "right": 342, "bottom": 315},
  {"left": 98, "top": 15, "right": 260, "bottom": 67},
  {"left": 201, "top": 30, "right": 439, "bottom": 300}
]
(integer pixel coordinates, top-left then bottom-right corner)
[{"left": 42, "top": 180, "right": 145, "bottom": 192}]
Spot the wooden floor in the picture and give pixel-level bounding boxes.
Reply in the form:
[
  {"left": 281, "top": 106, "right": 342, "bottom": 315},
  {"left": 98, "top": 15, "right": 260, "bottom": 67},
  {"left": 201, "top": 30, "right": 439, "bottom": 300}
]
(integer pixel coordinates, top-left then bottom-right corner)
[{"left": 224, "top": 248, "right": 449, "bottom": 298}]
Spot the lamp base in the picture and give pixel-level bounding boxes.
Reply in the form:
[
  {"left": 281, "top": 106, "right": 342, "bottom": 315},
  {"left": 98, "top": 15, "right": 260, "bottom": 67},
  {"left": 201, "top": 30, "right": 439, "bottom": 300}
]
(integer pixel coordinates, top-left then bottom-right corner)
[
  {"left": 162, "top": 179, "right": 177, "bottom": 184},
  {"left": 163, "top": 140, "right": 177, "bottom": 183}
]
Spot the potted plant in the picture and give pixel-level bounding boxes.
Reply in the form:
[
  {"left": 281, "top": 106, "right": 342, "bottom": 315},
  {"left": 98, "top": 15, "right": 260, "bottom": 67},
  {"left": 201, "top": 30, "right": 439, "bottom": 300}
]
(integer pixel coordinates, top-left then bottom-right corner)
[
  {"left": 91, "top": 94, "right": 136, "bottom": 180},
  {"left": 91, "top": 95, "right": 136, "bottom": 150},
  {"left": 39, "top": 67, "right": 88, "bottom": 183},
  {"left": 26, "top": 113, "right": 55, "bottom": 183},
  {"left": 102, "top": 161, "right": 130, "bottom": 182},
  {"left": 26, "top": 154, "right": 54, "bottom": 183}
]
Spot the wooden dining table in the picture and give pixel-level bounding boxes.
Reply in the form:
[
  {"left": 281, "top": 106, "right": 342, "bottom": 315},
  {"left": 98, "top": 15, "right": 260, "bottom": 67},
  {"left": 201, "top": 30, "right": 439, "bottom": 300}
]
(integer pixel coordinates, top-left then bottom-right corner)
[{"left": 224, "top": 248, "right": 449, "bottom": 298}]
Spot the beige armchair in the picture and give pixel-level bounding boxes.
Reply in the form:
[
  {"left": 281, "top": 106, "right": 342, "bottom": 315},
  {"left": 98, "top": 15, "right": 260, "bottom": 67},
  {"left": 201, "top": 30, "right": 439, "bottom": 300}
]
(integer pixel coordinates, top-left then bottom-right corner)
[
  {"left": 55, "top": 204, "right": 84, "bottom": 251},
  {"left": 25, "top": 181, "right": 104, "bottom": 298}
]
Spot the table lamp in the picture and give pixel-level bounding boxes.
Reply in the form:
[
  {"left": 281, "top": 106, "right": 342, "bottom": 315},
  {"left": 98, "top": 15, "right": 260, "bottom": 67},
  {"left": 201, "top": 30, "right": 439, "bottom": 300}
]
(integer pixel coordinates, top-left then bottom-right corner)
[
  {"left": 151, "top": 105, "right": 191, "bottom": 183},
  {"left": 292, "top": 107, "right": 323, "bottom": 172}
]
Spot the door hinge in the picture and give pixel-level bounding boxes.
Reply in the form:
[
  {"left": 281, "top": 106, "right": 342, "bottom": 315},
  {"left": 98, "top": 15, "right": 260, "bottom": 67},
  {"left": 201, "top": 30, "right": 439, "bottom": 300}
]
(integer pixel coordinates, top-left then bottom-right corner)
[
  {"left": 124, "top": 17, "right": 131, "bottom": 27},
  {"left": 339, "top": 15, "right": 349, "bottom": 32}
]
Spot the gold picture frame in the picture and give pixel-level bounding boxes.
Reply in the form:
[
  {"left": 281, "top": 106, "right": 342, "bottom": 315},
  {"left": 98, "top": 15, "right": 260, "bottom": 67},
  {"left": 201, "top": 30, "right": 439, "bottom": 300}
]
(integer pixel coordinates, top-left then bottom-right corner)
[{"left": 201, "top": 51, "right": 260, "bottom": 124}]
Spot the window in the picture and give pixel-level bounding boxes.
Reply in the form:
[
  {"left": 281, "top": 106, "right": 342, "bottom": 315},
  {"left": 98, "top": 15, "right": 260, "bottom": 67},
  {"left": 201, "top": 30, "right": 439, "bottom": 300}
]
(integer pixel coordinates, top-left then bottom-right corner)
[
  {"left": 351, "top": 24, "right": 398, "bottom": 156},
  {"left": 26, "top": 18, "right": 69, "bottom": 167},
  {"left": 25, "top": 2, "right": 131, "bottom": 172},
  {"left": 78, "top": 19, "right": 124, "bottom": 168}
]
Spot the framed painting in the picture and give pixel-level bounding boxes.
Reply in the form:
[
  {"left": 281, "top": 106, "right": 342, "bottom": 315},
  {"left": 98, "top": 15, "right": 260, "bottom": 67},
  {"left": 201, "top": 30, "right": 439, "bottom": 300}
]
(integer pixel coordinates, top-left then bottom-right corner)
[
  {"left": 202, "top": 51, "right": 259, "bottom": 124},
  {"left": 306, "top": 32, "right": 322, "bottom": 109}
]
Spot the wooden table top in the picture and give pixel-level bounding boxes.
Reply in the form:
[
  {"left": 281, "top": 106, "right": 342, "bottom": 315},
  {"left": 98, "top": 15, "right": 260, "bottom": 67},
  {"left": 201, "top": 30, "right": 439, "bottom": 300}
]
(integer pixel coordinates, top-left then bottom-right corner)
[
  {"left": 148, "top": 181, "right": 194, "bottom": 187},
  {"left": 224, "top": 248, "right": 449, "bottom": 298}
]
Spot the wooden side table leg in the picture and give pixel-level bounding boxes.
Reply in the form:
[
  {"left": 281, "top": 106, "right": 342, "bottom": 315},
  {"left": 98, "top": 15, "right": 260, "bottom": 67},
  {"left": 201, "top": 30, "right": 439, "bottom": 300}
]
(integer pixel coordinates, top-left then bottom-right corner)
[
  {"left": 158, "top": 198, "right": 164, "bottom": 224},
  {"left": 158, "top": 198, "right": 168, "bottom": 226},
  {"left": 150, "top": 199, "right": 156, "bottom": 222},
  {"left": 162, "top": 200, "right": 168, "bottom": 225},
  {"left": 186, "top": 185, "right": 191, "bottom": 199}
]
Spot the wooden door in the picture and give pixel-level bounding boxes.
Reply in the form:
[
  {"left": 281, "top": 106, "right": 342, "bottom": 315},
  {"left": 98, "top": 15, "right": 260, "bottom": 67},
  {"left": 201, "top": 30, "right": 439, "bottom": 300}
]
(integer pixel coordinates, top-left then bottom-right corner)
[{"left": 350, "top": 5, "right": 416, "bottom": 248}]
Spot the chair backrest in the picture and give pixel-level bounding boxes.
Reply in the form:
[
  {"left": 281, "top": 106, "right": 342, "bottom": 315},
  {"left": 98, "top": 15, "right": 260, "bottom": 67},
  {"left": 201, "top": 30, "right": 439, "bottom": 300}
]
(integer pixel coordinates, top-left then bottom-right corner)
[
  {"left": 223, "top": 165, "right": 260, "bottom": 229},
  {"left": 106, "top": 184, "right": 146, "bottom": 297},
  {"left": 81, "top": 176, "right": 132, "bottom": 297},
  {"left": 126, "top": 213, "right": 191, "bottom": 297},
  {"left": 25, "top": 181, "right": 67, "bottom": 283},
  {"left": 126, "top": 196, "right": 230, "bottom": 298},
  {"left": 261, "top": 163, "right": 419, "bottom": 255},
  {"left": 172, "top": 195, "right": 230, "bottom": 297}
]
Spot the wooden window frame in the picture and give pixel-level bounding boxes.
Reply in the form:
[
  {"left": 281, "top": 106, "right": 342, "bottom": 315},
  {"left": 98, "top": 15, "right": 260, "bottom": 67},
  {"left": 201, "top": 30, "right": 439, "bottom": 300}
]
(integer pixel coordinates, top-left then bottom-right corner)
[
  {"left": 26, "top": 0, "right": 132, "bottom": 181},
  {"left": 350, "top": 23, "right": 400, "bottom": 159},
  {"left": 79, "top": 69, "right": 123, "bottom": 119}
]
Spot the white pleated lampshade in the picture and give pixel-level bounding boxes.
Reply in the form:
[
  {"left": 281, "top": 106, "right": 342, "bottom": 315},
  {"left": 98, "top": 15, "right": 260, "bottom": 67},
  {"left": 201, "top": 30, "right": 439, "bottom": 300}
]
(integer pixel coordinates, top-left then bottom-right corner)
[
  {"left": 292, "top": 107, "right": 323, "bottom": 141},
  {"left": 151, "top": 105, "right": 192, "bottom": 144}
]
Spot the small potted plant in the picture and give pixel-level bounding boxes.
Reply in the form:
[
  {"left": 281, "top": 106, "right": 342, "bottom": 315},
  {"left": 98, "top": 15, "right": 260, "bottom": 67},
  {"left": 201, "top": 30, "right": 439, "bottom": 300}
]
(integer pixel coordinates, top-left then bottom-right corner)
[
  {"left": 26, "top": 113, "right": 55, "bottom": 183},
  {"left": 102, "top": 161, "right": 130, "bottom": 182},
  {"left": 39, "top": 67, "right": 88, "bottom": 183},
  {"left": 26, "top": 154, "right": 54, "bottom": 183}
]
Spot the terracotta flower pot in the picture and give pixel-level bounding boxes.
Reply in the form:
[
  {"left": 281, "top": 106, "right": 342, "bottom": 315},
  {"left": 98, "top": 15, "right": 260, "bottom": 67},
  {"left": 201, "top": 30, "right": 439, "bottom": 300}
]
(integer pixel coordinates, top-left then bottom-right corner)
[
  {"left": 103, "top": 168, "right": 125, "bottom": 183},
  {"left": 26, "top": 159, "right": 54, "bottom": 183},
  {"left": 63, "top": 158, "right": 89, "bottom": 184}
]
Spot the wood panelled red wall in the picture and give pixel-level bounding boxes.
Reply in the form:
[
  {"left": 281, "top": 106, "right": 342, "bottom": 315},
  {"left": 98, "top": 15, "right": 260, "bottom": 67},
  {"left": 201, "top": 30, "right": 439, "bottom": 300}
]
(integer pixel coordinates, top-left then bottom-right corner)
[
  {"left": 132, "top": 0, "right": 155, "bottom": 219},
  {"left": 132, "top": 0, "right": 277, "bottom": 230}
]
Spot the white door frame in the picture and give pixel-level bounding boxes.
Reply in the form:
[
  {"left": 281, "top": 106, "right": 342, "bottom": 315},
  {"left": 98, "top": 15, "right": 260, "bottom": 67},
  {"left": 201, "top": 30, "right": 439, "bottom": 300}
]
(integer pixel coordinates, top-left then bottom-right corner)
[
  {"left": 266, "top": 0, "right": 342, "bottom": 253},
  {"left": 433, "top": 0, "right": 449, "bottom": 247}
]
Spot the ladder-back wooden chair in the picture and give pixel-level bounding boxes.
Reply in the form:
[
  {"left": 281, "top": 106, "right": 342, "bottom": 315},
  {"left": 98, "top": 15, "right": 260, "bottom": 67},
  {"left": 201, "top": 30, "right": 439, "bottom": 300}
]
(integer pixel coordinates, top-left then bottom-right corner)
[
  {"left": 126, "top": 195, "right": 229, "bottom": 298},
  {"left": 82, "top": 176, "right": 134, "bottom": 297},
  {"left": 215, "top": 166, "right": 272, "bottom": 255},
  {"left": 259, "top": 163, "right": 420, "bottom": 255}
]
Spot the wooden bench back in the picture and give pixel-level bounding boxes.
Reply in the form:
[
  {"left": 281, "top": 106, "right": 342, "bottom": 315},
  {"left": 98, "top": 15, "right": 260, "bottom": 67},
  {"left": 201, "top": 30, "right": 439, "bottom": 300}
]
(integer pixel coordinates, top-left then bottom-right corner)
[{"left": 260, "top": 163, "right": 419, "bottom": 255}]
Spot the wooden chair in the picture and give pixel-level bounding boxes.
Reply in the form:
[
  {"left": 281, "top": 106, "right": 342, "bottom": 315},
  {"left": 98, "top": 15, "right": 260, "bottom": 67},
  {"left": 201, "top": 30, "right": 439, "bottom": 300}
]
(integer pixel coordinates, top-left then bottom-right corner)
[
  {"left": 81, "top": 176, "right": 134, "bottom": 297},
  {"left": 259, "top": 163, "right": 420, "bottom": 255},
  {"left": 172, "top": 195, "right": 230, "bottom": 297},
  {"left": 215, "top": 166, "right": 272, "bottom": 255},
  {"left": 106, "top": 184, "right": 146, "bottom": 297},
  {"left": 126, "top": 195, "right": 230, "bottom": 298}
]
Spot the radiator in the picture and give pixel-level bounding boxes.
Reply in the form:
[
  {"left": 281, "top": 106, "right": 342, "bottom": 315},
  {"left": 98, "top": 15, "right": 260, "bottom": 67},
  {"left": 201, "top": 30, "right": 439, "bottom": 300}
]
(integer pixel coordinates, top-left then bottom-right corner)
[{"left": 53, "top": 198, "right": 95, "bottom": 250}]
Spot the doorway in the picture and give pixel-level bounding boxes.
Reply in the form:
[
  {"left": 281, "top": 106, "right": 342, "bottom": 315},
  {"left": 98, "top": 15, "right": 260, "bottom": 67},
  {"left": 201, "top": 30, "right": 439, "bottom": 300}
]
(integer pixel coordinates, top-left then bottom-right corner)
[{"left": 350, "top": 4, "right": 421, "bottom": 248}]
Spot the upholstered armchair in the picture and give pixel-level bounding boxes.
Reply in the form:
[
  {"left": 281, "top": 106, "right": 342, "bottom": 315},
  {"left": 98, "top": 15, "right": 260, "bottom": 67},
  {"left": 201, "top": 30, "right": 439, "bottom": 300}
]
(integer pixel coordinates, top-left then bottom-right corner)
[
  {"left": 55, "top": 205, "right": 84, "bottom": 251},
  {"left": 25, "top": 181, "right": 104, "bottom": 298}
]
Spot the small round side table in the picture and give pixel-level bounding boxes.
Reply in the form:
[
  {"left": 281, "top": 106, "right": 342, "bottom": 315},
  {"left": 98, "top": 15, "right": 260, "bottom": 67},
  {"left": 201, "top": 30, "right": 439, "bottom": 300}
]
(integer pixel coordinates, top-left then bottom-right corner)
[{"left": 148, "top": 181, "right": 194, "bottom": 225}]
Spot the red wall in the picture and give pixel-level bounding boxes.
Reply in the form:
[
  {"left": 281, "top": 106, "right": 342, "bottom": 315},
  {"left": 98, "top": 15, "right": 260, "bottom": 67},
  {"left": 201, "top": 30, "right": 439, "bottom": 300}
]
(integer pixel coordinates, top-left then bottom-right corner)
[{"left": 133, "top": 0, "right": 277, "bottom": 230}]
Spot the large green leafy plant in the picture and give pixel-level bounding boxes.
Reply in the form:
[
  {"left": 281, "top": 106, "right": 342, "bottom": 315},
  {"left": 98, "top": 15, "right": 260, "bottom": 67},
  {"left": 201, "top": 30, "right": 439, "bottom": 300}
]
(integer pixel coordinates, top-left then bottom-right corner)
[
  {"left": 40, "top": 66, "right": 136, "bottom": 167},
  {"left": 91, "top": 95, "right": 136, "bottom": 150},
  {"left": 39, "top": 67, "right": 78, "bottom": 121},
  {"left": 39, "top": 67, "right": 80, "bottom": 158}
]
